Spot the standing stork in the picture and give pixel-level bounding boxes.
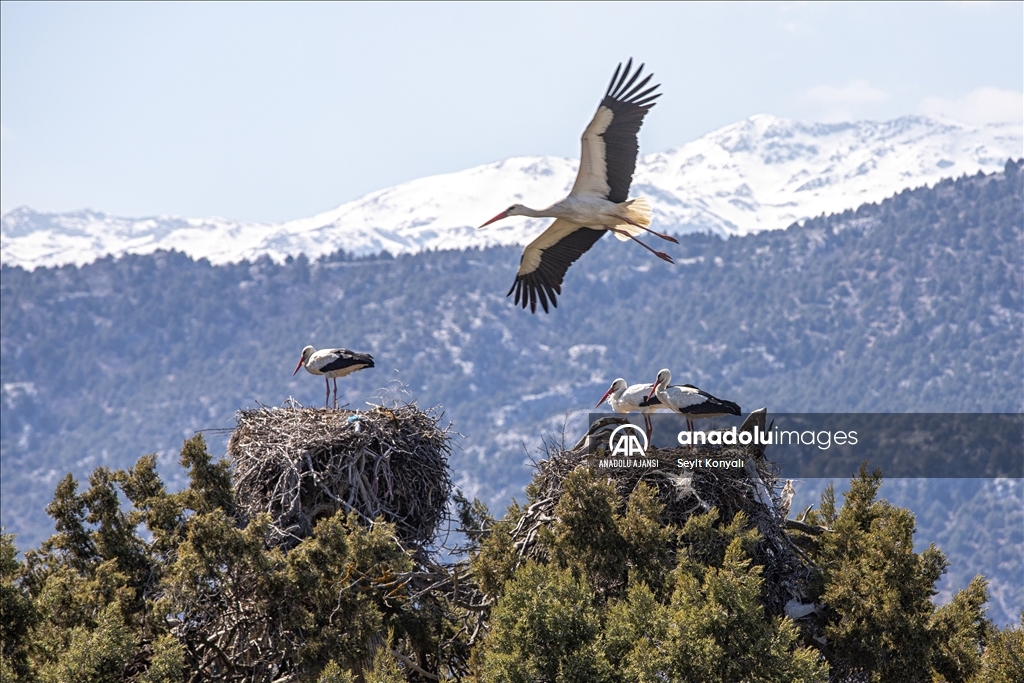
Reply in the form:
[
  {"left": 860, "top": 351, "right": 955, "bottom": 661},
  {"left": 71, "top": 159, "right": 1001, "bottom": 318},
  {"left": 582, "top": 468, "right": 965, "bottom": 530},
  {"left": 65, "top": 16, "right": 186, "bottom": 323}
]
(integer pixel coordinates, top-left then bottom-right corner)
[
  {"left": 596, "top": 378, "right": 665, "bottom": 436},
  {"left": 292, "top": 345, "right": 374, "bottom": 409},
  {"left": 645, "top": 368, "right": 741, "bottom": 435},
  {"left": 479, "top": 59, "right": 677, "bottom": 313}
]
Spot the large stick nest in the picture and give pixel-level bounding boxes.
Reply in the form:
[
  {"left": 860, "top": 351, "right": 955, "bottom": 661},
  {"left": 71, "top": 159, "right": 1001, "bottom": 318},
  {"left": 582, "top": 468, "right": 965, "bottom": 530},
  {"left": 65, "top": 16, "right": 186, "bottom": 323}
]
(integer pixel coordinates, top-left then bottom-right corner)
[
  {"left": 228, "top": 402, "right": 453, "bottom": 549},
  {"left": 508, "top": 411, "right": 817, "bottom": 616}
]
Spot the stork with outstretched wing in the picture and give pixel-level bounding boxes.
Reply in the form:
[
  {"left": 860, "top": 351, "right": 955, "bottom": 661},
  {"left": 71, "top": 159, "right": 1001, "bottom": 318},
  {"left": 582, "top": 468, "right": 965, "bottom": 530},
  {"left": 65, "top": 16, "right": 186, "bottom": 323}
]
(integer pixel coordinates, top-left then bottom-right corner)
[{"left": 479, "top": 59, "right": 675, "bottom": 313}]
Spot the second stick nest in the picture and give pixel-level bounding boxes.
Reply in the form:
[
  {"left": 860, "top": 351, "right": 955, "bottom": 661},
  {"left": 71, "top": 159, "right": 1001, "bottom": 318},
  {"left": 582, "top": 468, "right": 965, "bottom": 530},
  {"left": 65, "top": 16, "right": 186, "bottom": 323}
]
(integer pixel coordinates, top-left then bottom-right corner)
[
  {"left": 507, "top": 412, "right": 815, "bottom": 617},
  {"left": 228, "top": 402, "right": 453, "bottom": 549}
]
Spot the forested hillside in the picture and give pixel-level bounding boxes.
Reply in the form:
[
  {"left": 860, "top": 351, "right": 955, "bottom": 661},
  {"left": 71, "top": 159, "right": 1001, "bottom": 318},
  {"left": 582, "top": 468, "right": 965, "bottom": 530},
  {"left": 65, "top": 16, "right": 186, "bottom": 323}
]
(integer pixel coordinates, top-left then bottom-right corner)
[{"left": 2, "top": 161, "right": 1022, "bottom": 623}]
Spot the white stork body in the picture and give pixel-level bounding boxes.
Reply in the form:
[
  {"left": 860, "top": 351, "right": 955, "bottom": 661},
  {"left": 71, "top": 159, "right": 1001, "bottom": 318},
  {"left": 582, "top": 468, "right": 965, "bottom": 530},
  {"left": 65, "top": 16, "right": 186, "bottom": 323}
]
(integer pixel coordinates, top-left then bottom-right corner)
[
  {"left": 597, "top": 378, "right": 664, "bottom": 415},
  {"left": 507, "top": 195, "right": 651, "bottom": 235},
  {"left": 479, "top": 59, "right": 675, "bottom": 313},
  {"left": 596, "top": 378, "right": 665, "bottom": 435},
  {"left": 646, "top": 368, "right": 742, "bottom": 434},
  {"left": 292, "top": 345, "right": 374, "bottom": 409}
]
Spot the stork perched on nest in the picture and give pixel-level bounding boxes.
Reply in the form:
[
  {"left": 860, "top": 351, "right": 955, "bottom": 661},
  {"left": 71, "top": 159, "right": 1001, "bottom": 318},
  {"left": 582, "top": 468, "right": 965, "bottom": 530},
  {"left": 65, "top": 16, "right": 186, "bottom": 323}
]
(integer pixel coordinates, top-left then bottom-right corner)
[
  {"left": 478, "top": 58, "right": 677, "bottom": 313},
  {"left": 646, "top": 368, "right": 741, "bottom": 434},
  {"left": 292, "top": 345, "right": 374, "bottom": 409},
  {"left": 596, "top": 378, "right": 665, "bottom": 437}
]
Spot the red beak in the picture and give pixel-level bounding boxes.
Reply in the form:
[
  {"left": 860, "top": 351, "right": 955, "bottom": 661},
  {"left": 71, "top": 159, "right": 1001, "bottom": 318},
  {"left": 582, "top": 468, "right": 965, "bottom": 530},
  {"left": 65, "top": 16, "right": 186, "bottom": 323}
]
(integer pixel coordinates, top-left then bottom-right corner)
[
  {"left": 646, "top": 383, "right": 658, "bottom": 402},
  {"left": 596, "top": 386, "right": 614, "bottom": 408},
  {"left": 478, "top": 210, "right": 510, "bottom": 228},
  {"left": 292, "top": 357, "right": 305, "bottom": 376}
]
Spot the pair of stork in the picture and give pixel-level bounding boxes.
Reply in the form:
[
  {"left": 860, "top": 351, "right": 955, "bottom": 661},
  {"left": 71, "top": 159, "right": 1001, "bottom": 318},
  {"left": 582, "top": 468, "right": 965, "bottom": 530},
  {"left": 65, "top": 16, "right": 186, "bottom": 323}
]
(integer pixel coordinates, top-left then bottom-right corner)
[{"left": 597, "top": 369, "right": 741, "bottom": 437}]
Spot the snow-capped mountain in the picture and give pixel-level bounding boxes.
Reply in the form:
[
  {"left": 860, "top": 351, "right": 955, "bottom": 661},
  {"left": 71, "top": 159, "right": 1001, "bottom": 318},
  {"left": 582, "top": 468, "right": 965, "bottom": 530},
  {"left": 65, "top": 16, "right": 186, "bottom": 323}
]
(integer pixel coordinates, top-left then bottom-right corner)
[{"left": 2, "top": 115, "right": 1020, "bottom": 270}]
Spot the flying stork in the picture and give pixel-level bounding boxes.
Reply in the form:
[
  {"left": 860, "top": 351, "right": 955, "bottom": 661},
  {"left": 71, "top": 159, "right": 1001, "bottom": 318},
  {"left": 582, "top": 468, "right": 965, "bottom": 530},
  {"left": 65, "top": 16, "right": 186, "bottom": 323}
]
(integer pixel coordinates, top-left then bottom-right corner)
[
  {"left": 596, "top": 378, "right": 665, "bottom": 436},
  {"left": 479, "top": 59, "right": 677, "bottom": 313},
  {"left": 292, "top": 345, "right": 374, "bottom": 409},
  {"left": 645, "top": 368, "right": 741, "bottom": 434}
]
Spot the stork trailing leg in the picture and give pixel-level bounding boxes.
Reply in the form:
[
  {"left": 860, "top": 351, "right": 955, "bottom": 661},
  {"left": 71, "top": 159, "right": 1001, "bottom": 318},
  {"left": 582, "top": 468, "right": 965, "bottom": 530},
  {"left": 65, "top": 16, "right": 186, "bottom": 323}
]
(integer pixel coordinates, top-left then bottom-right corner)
[
  {"left": 615, "top": 197, "right": 679, "bottom": 243},
  {"left": 619, "top": 217, "right": 679, "bottom": 244},
  {"left": 325, "top": 377, "right": 331, "bottom": 409},
  {"left": 609, "top": 227, "right": 674, "bottom": 263}
]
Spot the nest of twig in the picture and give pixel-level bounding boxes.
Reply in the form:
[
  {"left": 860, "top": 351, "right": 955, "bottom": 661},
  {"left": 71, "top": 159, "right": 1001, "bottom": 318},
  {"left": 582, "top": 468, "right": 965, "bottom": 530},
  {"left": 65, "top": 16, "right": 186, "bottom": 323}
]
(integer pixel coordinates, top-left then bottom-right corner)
[
  {"left": 507, "top": 411, "right": 817, "bottom": 616},
  {"left": 228, "top": 401, "right": 453, "bottom": 549}
]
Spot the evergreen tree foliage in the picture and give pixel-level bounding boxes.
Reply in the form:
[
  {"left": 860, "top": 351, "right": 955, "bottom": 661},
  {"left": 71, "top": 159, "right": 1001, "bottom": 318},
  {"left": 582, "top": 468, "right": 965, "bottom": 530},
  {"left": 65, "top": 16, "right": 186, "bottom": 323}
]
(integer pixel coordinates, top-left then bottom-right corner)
[
  {"left": 601, "top": 510, "right": 827, "bottom": 683},
  {"left": 38, "top": 600, "right": 138, "bottom": 683},
  {"left": 817, "top": 467, "right": 947, "bottom": 678},
  {"left": 472, "top": 472, "right": 828, "bottom": 683},
  {"left": 316, "top": 660, "right": 354, "bottom": 683},
  {"left": 659, "top": 533, "right": 825, "bottom": 682},
  {"left": 475, "top": 560, "right": 613, "bottom": 682},
  {"left": 3, "top": 422, "right": 1023, "bottom": 680},
  {"left": 803, "top": 465, "right": 999, "bottom": 682},
  {"left": 928, "top": 575, "right": 989, "bottom": 683},
  {"left": 137, "top": 634, "right": 185, "bottom": 683},
  {"left": 366, "top": 644, "right": 407, "bottom": 683},
  {"left": 976, "top": 614, "right": 1024, "bottom": 683},
  {"left": 5, "top": 436, "right": 458, "bottom": 681},
  {"left": 1, "top": 531, "right": 37, "bottom": 680}
]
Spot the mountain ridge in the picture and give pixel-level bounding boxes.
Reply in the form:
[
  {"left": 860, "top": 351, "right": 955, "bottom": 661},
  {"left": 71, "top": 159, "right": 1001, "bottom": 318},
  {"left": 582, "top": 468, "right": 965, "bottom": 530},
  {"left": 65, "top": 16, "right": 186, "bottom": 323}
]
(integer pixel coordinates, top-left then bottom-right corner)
[{"left": 3, "top": 114, "right": 1020, "bottom": 270}]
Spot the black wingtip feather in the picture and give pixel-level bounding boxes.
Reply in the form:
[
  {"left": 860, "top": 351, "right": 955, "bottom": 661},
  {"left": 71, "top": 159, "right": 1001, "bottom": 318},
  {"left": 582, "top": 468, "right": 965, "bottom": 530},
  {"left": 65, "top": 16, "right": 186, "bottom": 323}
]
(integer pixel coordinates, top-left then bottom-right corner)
[
  {"left": 619, "top": 64, "right": 643, "bottom": 98},
  {"left": 631, "top": 82, "right": 659, "bottom": 102},
  {"left": 634, "top": 92, "right": 662, "bottom": 107},
  {"left": 623, "top": 73, "right": 653, "bottom": 101},
  {"left": 536, "top": 284, "right": 549, "bottom": 313},
  {"left": 605, "top": 63, "right": 623, "bottom": 97},
  {"left": 545, "top": 283, "right": 558, "bottom": 305},
  {"left": 613, "top": 58, "right": 632, "bottom": 94},
  {"left": 605, "top": 60, "right": 660, "bottom": 110}
]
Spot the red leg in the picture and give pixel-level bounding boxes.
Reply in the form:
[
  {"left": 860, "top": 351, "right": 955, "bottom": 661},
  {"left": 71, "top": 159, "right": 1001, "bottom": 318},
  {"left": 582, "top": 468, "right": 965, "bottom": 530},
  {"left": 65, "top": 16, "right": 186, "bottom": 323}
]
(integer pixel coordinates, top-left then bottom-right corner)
[
  {"left": 324, "top": 377, "right": 330, "bottom": 409},
  {"left": 333, "top": 377, "right": 338, "bottom": 410},
  {"left": 608, "top": 227, "right": 674, "bottom": 263}
]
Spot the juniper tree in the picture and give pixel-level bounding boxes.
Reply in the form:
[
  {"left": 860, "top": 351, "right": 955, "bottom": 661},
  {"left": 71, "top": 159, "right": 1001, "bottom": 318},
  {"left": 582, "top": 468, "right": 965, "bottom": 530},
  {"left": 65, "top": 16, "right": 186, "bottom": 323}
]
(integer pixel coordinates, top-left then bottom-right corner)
[
  {"left": 6, "top": 435, "right": 457, "bottom": 681},
  {"left": 471, "top": 469, "right": 827, "bottom": 683},
  {"left": 807, "top": 465, "right": 994, "bottom": 683}
]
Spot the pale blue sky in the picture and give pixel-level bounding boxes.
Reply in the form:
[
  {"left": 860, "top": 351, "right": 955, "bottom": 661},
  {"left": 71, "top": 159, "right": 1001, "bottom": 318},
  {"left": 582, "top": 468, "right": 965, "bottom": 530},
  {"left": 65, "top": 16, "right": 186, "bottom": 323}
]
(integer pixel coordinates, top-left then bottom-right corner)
[{"left": 2, "top": 1, "right": 1021, "bottom": 222}]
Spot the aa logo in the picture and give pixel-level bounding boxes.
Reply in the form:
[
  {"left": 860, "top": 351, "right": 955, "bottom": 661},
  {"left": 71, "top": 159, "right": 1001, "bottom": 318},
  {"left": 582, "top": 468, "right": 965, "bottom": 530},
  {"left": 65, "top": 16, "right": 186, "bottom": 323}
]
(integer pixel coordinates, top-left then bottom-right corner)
[{"left": 608, "top": 424, "right": 649, "bottom": 458}]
